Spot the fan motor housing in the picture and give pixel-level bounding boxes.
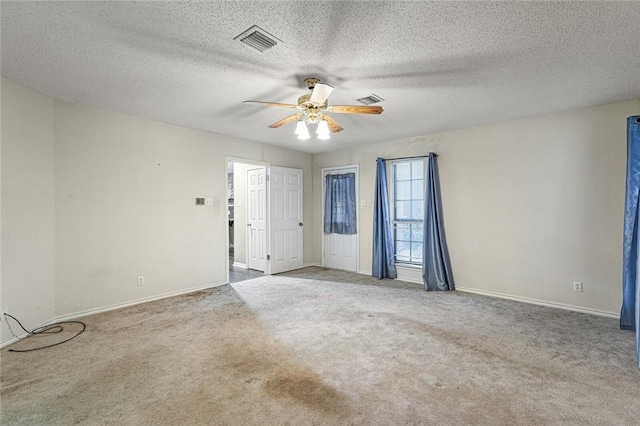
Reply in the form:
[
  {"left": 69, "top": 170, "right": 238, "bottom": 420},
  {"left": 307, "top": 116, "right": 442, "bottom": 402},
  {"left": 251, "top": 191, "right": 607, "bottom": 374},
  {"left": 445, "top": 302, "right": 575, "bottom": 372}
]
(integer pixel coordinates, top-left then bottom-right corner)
[
  {"left": 303, "top": 77, "right": 320, "bottom": 90},
  {"left": 298, "top": 94, "right": 327, "bottom": 109}
]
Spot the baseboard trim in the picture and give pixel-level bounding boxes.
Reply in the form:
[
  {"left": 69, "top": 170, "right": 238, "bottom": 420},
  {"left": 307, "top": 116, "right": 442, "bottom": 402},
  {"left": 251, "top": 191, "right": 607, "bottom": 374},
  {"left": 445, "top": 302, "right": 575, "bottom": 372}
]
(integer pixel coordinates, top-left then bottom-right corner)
[
  {"left": 3, "top": 278, "right": 617, "bottom": 348},
  {"left": 455, "top": 286, "right": 619, "bottom": 319},
  {"left": 55, "top": 281, "right": 228, "bottom": 323},
  {"left": 1, "top": 281, "right": 228, "bottom": 348},
  {"left": 1, "top": 334, "right": 23, "bottom": 349},
  {"left": 232, "top": 262, "right": 247, "bottom": 269},
  {"left": 347, "top": 270, "right": 618, "bottom": 319}
]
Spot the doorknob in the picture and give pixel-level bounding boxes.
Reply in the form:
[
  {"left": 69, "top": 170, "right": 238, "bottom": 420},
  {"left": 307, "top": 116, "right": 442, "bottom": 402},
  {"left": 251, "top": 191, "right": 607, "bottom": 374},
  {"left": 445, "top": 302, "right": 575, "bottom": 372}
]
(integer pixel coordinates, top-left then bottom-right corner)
[{"left": 299, "top": 222, "right": 303, "bottom": 226}]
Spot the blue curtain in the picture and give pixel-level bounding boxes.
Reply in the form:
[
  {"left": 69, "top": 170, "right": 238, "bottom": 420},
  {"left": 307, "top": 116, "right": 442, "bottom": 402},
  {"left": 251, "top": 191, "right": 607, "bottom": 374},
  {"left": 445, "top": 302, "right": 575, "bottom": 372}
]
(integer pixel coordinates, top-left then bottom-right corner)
[
  {"left": 621, "top": 115, "right": 640, "bottom": 368},
  {"left": 422, "top": 153, "right": 454, "bottom": 291},
  {"left": 324, "top": 173, "right": 357, "bottom": 235},
  {"left": 372, "top": 158, "right": 397, "bottom": 279}
]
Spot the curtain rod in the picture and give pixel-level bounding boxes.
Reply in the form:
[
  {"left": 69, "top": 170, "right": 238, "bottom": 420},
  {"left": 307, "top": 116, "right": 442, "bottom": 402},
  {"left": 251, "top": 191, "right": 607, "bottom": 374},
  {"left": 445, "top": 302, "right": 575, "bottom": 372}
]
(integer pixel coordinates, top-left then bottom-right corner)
[{"left": 379, "top": 154, "right": 437, "bottom": 161}]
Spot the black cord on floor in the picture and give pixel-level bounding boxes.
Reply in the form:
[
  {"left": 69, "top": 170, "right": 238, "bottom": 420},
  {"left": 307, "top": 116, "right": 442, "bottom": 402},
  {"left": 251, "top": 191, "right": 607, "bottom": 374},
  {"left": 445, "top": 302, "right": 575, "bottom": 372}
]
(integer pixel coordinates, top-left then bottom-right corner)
[{"left": 3, "top": 313, "right": 86, "bottom": 353}]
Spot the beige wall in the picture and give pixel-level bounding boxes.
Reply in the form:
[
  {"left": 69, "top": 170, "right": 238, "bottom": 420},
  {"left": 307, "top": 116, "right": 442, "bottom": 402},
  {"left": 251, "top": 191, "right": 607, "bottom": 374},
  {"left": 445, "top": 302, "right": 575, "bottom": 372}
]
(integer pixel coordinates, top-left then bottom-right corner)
[
  {"left": 314, "top": 99, "right": 640, "bottom": 315},
  {"left": 1, "top": 78, "right": 56, "bottom": 342}
]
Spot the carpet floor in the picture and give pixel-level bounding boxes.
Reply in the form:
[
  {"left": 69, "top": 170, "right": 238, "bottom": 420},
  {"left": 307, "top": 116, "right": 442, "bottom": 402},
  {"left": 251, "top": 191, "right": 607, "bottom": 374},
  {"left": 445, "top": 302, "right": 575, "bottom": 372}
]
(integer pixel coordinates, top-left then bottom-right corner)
[{"left": 1, "top": 268, "right": 639, "bottom": 425}]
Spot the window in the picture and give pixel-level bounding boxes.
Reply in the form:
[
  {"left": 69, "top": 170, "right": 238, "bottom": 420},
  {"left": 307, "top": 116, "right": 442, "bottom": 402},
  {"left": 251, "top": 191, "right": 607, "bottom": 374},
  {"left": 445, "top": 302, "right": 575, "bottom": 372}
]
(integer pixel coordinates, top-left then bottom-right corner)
[{"left": 391, "top": 159, "right": 425, "bottom": 265}]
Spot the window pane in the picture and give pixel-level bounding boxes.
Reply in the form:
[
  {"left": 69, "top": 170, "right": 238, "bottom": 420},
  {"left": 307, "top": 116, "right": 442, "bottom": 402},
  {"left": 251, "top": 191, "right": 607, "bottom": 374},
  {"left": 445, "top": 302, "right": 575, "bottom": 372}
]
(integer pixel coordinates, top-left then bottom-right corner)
[
  {"left": 411, "top": 180, "right": 423, "bottom": 200},
  {"left": 396, "top": 241, "right": 411, "bottom": 259},
  {"left": 410, "top": 224, "right": 423, "bottom": 241},
  {"left": 396, "top": 181, "right": 411, "bottom": 200},
  {"left": 396, "top": 201, "right": 411, "bottom": 220},
  {"left": 392, "top": 159, "right": 426, "bottom": 265},
  {"left": 395, "top": 163, "right": 411, "bottom": 180},
  {"left": 411, "top": 242, "right": 423, "bottom": 262},
  {"left": 395, "top": 224, "right": 410, "bottom": 241},
  {"left": 411, "top": 201, "right": 423, "bottom": 220},
  {"left": 411, "top": 161, "right": 423, "bottom": 179}
]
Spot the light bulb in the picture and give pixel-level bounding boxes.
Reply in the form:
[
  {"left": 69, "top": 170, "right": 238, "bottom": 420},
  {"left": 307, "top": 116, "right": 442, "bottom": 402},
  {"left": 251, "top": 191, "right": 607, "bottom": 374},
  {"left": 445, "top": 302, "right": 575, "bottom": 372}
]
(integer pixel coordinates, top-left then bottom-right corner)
[
  {"left": 316, "top": 120, "right": 330, "bottom": 139},
  {"left": 295, "top": 121, "right": 310, "bottom": 140}
]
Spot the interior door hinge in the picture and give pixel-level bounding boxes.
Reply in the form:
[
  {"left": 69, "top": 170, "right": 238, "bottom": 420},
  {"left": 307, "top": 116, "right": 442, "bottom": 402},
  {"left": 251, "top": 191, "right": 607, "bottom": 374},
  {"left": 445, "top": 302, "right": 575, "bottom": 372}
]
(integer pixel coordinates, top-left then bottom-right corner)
[
  {"left": 266, "top": 174, "right": 270, "bottom": 181},
  {"left": 267, "top": 255, "right": 270, "bottom": 260}
]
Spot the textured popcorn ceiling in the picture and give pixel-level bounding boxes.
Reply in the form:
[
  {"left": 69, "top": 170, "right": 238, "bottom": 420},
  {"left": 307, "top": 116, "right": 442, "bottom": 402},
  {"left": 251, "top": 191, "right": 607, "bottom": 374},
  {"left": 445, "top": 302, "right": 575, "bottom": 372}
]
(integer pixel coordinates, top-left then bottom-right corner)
[{"left": 1, "top": 1, "right": 639, "bottom": 154}]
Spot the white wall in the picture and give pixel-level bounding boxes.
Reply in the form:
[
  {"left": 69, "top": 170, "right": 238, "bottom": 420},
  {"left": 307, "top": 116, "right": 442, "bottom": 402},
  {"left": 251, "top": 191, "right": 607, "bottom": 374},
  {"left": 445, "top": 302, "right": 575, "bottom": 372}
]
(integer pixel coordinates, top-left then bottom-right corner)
[
  {"left": 1, "top": 78, "right": 313, "bottom": 335},
  {"left": 1, "top": 79, "right": 56, "bottom": 341},
  {"left": 53, "top": 102, "right": 313, "bottom": 316},
  {"left": 54, "top": 102, "right": 229, "bottom": 315},
  {"left": 313, "top": 99, "right": 640, "bottom": 315}
]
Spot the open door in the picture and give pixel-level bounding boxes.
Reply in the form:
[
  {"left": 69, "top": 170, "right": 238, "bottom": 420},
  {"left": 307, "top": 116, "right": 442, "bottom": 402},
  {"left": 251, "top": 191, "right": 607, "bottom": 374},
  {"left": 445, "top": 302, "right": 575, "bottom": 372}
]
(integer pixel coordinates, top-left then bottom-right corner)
[
  {"left": 247, "top": 167, "right": 266, "bottom": 271},
  {"left": 269, "top": 166, "right": 303, "bottom": 274}
]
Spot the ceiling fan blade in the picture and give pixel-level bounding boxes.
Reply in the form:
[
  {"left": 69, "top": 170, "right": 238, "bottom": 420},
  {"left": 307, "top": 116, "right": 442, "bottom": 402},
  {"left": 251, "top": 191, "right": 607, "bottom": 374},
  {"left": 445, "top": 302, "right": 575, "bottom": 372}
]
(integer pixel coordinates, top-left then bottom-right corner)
[
  {"left": 268, "top": 113, "right": 302, "bottom": 129},
  {"left": 243, "top": 101, "right": 298, "bottom": 108},
  {"left": 309, "top": 83, "right": 334, "bottom": 104},
  {"left": 324, "top": 115, "right": 344, "bottom": 133},
  {"left": 330, "top": 105, "right": 384, "bottom": 115}
]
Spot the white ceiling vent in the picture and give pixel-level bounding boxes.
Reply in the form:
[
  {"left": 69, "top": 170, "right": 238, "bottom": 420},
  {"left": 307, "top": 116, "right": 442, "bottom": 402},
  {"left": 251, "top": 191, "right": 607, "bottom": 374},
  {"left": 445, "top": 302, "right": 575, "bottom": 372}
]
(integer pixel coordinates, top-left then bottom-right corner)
[
  {"left": 357, "top": 94, "right": 384, "bottom": 105},
  {"left": 234, "top": 25, "right": 282, "bottom": 53}
]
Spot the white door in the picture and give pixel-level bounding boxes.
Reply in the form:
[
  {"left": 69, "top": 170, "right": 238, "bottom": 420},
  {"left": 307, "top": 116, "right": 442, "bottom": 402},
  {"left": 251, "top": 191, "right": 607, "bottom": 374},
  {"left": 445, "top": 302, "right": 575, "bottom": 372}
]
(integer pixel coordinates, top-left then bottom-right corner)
[
  {"left": 269, "top": 167, "right": 303, "bottom": 274},
  {"left": 247, "top": 167, "right": 266, "bottom": 271},
  {"left": 323, "top": 167, "right": 358, "bottom": 272}
]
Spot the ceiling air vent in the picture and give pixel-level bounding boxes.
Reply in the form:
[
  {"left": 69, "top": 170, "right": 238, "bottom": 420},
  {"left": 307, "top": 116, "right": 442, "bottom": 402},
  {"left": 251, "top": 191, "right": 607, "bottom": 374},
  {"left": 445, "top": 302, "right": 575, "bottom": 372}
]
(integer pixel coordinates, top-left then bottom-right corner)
[
  {"left": 357, "top": 93, "right": 384, "bottom": 105},
  {"left": 234, "top": 25, "right": 282, "bottom": 53}
]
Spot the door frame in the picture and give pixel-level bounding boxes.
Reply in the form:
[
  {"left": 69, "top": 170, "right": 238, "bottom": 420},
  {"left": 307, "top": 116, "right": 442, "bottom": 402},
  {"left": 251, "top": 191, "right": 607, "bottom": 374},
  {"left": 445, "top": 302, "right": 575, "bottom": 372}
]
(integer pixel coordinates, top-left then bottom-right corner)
[
  {"left": 225, "top": 157, "right": 269, "bottom": 283},
  {"left": 321, "top": 164, "right": 359, "bottom": 272}
]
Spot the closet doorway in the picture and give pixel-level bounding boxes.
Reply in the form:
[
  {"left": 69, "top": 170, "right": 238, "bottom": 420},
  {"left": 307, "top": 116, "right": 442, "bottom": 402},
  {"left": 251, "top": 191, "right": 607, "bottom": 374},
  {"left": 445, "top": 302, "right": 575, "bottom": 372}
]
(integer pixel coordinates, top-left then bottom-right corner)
[{"left": 227, "top": 159, "right": 267, "bottom": 283}]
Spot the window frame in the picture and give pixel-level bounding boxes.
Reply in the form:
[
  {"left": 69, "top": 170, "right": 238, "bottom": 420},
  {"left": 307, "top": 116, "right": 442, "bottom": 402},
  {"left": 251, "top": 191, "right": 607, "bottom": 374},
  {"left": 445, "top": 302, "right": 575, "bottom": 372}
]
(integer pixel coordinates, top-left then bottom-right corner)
[{"left": 389, "top": 158, "right": 427, "bottom": 266}]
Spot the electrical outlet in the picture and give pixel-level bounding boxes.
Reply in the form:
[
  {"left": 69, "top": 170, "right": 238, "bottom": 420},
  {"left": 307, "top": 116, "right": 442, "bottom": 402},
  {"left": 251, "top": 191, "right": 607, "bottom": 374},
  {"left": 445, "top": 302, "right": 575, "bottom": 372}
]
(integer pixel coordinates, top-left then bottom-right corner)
[
  {"left": 137, "top": 276, "right": 145, "bottom": 286},
  {"left": 573, "top": 281, "right": 583, "bottom": 292}
]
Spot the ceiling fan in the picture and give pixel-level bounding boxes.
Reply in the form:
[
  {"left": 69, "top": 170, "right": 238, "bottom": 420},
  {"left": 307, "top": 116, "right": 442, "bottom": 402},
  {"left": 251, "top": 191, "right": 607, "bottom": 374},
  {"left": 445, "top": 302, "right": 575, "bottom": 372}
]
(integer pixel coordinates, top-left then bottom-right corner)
[{"left": 243, "top": 77, "right": 383, "bottom": 140}]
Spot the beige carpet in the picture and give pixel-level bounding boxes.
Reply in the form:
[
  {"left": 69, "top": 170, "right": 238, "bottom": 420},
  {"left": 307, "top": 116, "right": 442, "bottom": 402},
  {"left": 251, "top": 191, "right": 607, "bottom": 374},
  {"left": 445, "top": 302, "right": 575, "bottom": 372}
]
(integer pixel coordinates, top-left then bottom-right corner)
[{"left": 1, "top": 268, "right": 639, "bottom": 425}]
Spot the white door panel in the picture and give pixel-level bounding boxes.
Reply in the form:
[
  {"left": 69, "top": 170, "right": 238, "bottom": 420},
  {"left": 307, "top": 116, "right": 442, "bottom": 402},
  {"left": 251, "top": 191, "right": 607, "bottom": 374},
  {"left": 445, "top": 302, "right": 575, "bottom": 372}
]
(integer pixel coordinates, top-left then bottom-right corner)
[
  {"left": 323, "top": 167, "right": 358, "bottom": 272},
  {"left": 325, "top": 233, "right": 357, "bottom": 271},
  {"left": 247, "top": 167, "right": 266, "bottom": 271},
  {"left": 269, "top": 167, "right": 303, "bottom": 274}
]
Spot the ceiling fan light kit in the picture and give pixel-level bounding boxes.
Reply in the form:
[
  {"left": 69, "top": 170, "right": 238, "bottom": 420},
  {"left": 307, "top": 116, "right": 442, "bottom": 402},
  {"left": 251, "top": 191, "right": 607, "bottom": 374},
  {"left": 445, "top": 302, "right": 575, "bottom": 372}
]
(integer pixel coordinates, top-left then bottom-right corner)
[
  {"left": 316, "top": 120, "right": 331, "bottom": 140},
  {"left": 244, "top": 77, "right": 383, "bottom": 140},
  {"left": 295, "top": 120, "right": 310, "bottom": 140}
]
